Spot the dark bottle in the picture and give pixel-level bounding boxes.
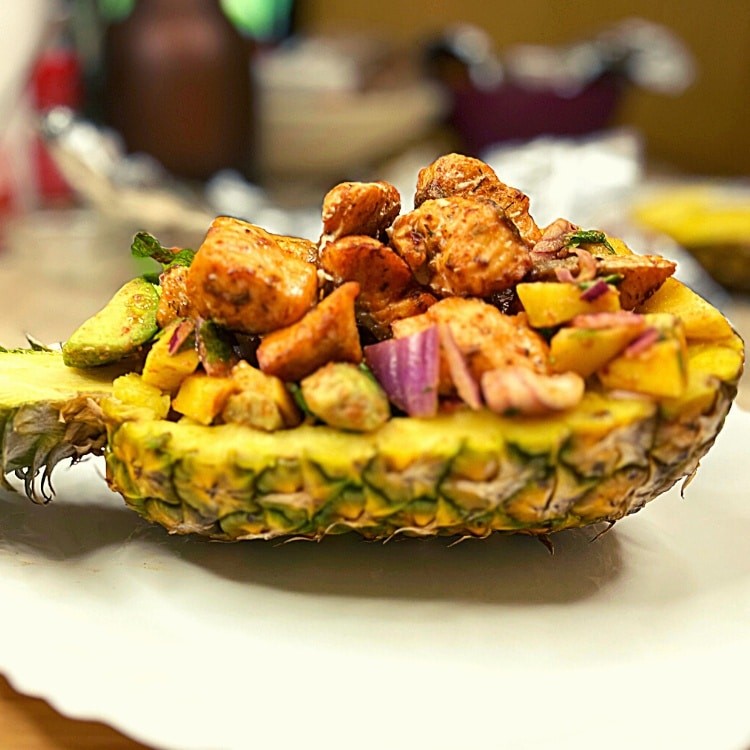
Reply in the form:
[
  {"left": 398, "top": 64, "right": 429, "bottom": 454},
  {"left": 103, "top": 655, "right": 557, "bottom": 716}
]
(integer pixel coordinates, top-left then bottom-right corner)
[{"left": 103, "top": 0, "right": 254, "bottom": 181}]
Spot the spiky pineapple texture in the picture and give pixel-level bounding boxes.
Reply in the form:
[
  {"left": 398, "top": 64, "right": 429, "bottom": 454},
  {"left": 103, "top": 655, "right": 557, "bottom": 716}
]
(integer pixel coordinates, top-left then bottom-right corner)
[
  {"left": 0, "top": 342, "right": 742, "bottom": 542},
  {"left": 0, "top": 349, "right": 121, "bottom": 501},
  {"left": 102, "top": 384, "right": 736, "bottom": 541}
]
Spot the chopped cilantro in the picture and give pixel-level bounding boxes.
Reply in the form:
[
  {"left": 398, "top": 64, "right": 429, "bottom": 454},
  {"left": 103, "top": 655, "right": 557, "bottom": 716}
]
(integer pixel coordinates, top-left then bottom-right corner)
[
  {"left": 565, "top": 229, "right": 615, "bottom": 254},
  {"left": 131, "top": 231, "right": 195, "bottom": 272}
]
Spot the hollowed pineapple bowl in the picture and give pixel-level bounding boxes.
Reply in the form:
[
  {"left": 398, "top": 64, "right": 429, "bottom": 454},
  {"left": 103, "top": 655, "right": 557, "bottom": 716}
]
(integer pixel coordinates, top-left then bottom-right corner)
[{"left": 0, "top": 154, "right": 744, "bottom": 542}]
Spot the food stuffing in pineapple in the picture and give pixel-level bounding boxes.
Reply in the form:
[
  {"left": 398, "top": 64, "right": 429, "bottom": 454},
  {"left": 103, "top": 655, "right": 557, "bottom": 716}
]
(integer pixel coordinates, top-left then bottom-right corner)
[{"left": 0, "top": 154, "right": 743, "bottom": 542}]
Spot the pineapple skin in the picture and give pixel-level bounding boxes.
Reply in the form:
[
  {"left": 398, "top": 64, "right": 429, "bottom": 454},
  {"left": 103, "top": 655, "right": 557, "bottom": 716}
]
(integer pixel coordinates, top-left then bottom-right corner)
[
  {"left": 0, "top": 333, "right": 743, "bottom": 541},
  {"left": 103, "top": 377, "right": 737, "bottom": 540}
]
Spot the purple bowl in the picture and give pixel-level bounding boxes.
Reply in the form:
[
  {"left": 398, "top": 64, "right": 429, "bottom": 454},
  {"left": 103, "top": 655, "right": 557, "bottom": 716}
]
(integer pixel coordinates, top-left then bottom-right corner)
[{"left": 448, "top": 72, "right": 626, "bottom": 153}]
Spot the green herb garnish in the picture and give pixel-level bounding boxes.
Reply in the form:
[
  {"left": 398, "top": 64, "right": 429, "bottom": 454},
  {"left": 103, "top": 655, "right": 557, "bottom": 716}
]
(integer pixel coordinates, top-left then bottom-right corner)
[
  {"left": 196, "top": 319, "right": 237, "bottom": 376},
  {"left": 287, "top": 383, "right": 315, "bottom": 418},
  {"left": 565, "top": 229, "right": 615, "bottom": 254},
  {"left": 131, "top": 231, "right": 195, "bottom": 270}
]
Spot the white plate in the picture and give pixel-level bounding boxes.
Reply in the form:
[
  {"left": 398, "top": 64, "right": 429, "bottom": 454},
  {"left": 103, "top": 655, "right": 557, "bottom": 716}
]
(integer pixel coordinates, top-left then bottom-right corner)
[{"left": 1, "top": 408, "right": 749, "bottom": 750}]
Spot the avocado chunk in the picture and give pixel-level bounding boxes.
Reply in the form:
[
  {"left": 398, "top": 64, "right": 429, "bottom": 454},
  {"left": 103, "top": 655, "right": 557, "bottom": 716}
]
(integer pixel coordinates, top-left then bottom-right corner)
[
  {"left": 301, "top": 362, "right": 390, "bottom": 432},
  {"left": 62, "top": 277, "right": 160, "bottom": 368}
]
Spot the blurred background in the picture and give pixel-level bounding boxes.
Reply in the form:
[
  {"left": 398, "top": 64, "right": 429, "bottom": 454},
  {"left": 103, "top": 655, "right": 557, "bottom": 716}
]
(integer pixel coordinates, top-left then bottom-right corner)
[{"left": 0, "top": 0, "right": 748, "bottom": 345}]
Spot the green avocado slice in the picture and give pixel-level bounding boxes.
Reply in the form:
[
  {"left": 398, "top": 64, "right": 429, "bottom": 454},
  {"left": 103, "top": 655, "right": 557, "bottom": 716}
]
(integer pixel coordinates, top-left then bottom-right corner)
[{"left": 62, "top": 277, "right": 160, "bottom": 368}]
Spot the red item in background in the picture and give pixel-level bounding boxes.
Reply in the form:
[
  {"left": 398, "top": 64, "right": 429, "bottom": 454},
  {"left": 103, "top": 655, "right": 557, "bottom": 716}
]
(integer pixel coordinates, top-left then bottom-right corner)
[
  {"left": 0, "top": 151, "right": 16, "bottom": 244},
  {"left": 30, "top": 46, "right": 83, "bottom": 202}
]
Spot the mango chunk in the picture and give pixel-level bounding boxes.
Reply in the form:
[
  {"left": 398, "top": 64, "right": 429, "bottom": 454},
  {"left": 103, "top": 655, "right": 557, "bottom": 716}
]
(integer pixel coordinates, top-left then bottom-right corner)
[
  {"left": 141, "top": 320, "right": 200, "bottom": 395},
  {"left": 607, "top": 237, "right": 634, "bottom": 256},
  {"left": 598, "top": 314, "right": 688, "bottom": 398},
  {"left": 550, "top": 321, "right": 646, "bottom": 377},
  {"left": 172, "top": 372, "right": 236, "bottom": 425},
  {"left": 517, "top": 282, "right": 620, "bottom": 328},
  {"left": 660, "top": 337, "right": 745, "bottom": 417},
  {"left": 637, "top": 277, "right": 734, "bottom": 340},
  {"left": 686, "top": 340, "right": 744, "bottom": 382}
]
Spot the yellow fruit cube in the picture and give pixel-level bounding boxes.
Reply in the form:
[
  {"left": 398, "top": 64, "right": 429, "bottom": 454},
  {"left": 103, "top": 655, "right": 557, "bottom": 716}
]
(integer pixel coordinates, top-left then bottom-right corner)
[
  {"left": 226, "top": 361, "right": 300, "bottom": 429},
  {"left": 112, "top": 373, "right": 170, "bottom": 419},
  {"left": 141, "top": 320, "right": 200, "bottom": 394},
  {"left": 172, "top": 373, "right": 236, "bottom": 425},
  {"left": 598, "top": 314, "right": 688, "bottom": 398},
  {"left": 660, "top": 337, "right": 745, "bottom": 417},
  {"left": 637, "top": 277, "right": 734, "bottom": 340},
  {"left": 607, "top": 236, "right": 634, "bottom": 256},
  {"left": 550, "top": 321, "right": 646, "bottom": 377},
  {"left": 686, "top": 340, "right": 744, "bottom": 382},
  {"left": 517, "top": 282, "right": 620, "bottom": 328}
]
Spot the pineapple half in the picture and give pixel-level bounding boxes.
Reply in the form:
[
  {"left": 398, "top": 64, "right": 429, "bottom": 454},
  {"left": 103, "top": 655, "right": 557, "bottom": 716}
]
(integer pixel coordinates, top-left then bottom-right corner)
[
  {"left": 0, "top": 153, "right": 745, "bottom": 542},
  {"left": 0, "top": 322, "right": 742, "bottom": 541}
]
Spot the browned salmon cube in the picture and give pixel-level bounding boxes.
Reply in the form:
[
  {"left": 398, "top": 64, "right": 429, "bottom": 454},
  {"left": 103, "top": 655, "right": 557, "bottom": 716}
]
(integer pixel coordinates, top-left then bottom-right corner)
[
  {"left": 186, "top": 216, "right": 318, "bottom": 334},
  {"left": 321, "top": 181, "right": 401, "bottom": 242},
  {"left": 319, "top": 236, "right": 414, "bottom": 310},
  {"left": 156, "top": 264, "right": 193, "bottom": 328},
  {"left": 414, "top": 153, "right": 541, "bottom": 245},
  {"left": 256, "top": 282, "right": 362, "bottom": 382}
]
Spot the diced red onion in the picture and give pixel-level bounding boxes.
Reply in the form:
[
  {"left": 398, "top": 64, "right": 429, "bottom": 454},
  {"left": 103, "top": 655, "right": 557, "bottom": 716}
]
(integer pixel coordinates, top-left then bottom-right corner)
[
  {"left": 364, "top": 326, "right": 439, "bottom": 417},
  {"left": 438, "top": 324, "right": 482, "bottom": 410},
  {"left": 481, "top": 368, "right": 585, "bottom": 416},
  {"left": 579, "top": 279, "right": 610, "bottom": 302},
  {"left": 533, "top": 218, "right": 579, "bottom": 256},
  {"left": 624, "top": 327, "right": 660, "bottom": 357},
  {"left": 168, "top": 319, "right": 195, "bottom": 355},
  {"left": 571, "top": 311, "right": 645, "bottom": 329},
  {"left": 550, "top": 248, "right": 597, "bottom": 284},
  {"left": 572, "top": 248, "right": 597, "bottom": 282},
  {"left": 554, "top": 267, "right": 576, "bottom": 283}
]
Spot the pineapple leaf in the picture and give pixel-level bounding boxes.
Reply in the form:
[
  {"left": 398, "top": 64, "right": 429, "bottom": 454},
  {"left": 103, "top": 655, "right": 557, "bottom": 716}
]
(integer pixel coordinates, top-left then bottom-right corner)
[
  {"left": 25, "top": 334, "right": 55, "bottom": 352},
  {"left": 1, "top": 403, "right": 75, "bottom": 502}
]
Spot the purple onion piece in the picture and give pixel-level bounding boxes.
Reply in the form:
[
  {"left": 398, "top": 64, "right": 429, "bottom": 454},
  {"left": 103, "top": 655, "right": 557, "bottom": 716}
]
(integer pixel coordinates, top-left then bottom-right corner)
[
  {"left": 364, "top": 326, "right": 440, "bottom": 417},
  {"left": 579, "top": 279, "right": 610, "bottom": 302},
  {"left": 168, "top": 319, "right": 196, "bottom": 355},
  {"left": 571, "top": 311, "right": 645, "bottom": 329},
  {"left": 438, "top": 324, "right": 482, "bottom": 410},
  {"left": 554, "top": 266, "right": 576, "bottom": 283},
  {"left": 624, "top": 327, "right": 660, "bottom": 357}
]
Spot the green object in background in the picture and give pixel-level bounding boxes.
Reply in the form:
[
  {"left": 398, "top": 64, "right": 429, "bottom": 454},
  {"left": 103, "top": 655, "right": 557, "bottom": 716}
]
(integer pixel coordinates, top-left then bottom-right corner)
[
  {"left": 97, "top": 0, "right": 133, "bottom": 22},
  {"left": 97, "top": 0, "right": 294, "bottom": 40},
  {"left": 223, "top": 0, "right": 294, "bottom": 39}
]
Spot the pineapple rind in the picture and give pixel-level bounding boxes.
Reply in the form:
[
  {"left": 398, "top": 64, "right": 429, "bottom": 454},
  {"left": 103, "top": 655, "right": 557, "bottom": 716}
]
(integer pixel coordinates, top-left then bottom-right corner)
[
  {"left": 0, "top": 351, "right": 126, "bottom": 501},
  {"left": 0, "top": 328, "right": 743, "bottom": 540},
  {"left": 103, "top": 373, "right": 738, "bottom": 539}
]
